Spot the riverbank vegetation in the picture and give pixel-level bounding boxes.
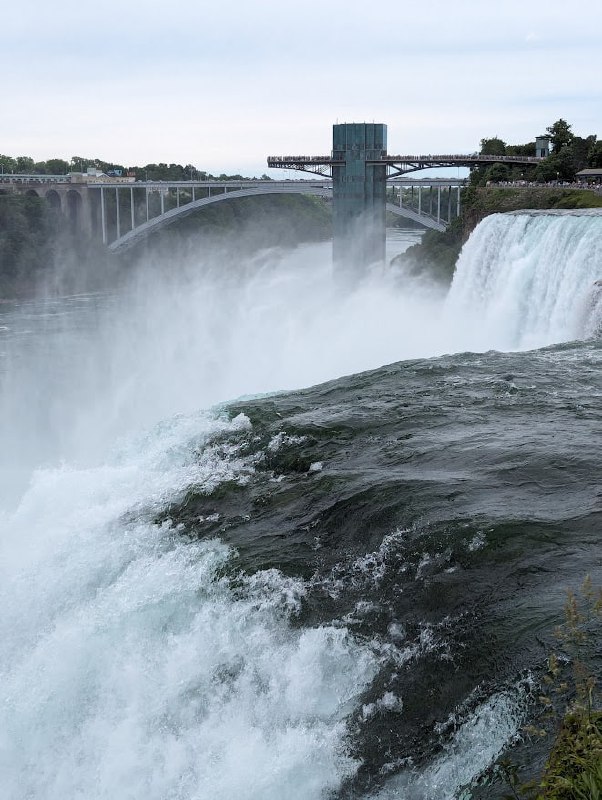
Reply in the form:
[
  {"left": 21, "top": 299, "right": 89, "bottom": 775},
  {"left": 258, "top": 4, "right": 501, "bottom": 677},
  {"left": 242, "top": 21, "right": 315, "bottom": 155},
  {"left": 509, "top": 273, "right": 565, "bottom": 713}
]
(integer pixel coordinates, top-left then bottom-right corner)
[
  {"left": 392, "top": 218, "right": 464, "bottom": 285},
  {"left": 470, "top": 578, "right": 602, "bottom": 800},
  {"left": 535, "top": 579, "right": 602, "bottom": 799}
]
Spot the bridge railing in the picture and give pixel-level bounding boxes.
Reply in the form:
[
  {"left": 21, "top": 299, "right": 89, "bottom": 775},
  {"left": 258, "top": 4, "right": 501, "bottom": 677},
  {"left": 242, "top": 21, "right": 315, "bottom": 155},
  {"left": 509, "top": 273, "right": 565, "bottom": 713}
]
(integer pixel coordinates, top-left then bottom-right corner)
[
  {"left": 0, "top": 174, "right": 70, "bottom": 183},
  {"left": 267, "top": 156, "right": 333, "bottom": 163},
  {"left": 383, "top": 154, "right": 542, "bottom": 163},
  {"left": 268, "top": 154, "right": 543, "bottom": 165}
]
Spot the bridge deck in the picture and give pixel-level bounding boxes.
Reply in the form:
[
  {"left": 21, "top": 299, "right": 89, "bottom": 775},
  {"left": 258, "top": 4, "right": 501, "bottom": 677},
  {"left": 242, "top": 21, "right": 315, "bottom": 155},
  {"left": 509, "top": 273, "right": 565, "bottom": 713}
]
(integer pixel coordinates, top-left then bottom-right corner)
[
  {"left": 267, "top": 154, "right": 542, "bottom": 166},
  {"left": 267, "top": 153, "right": 543, "bottom": 177},
  {"left": 1, "top": 176, "right": 466, "bottom": 189}
]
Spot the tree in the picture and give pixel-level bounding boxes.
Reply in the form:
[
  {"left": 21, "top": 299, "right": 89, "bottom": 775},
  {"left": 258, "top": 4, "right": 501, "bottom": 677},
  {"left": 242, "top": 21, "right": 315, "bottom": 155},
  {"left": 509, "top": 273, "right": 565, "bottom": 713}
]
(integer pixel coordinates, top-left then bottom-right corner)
[
  {"left": 166, "top": 163, "right": 187, "bottom": 180},
  {"left": 0, "top": 154, "right": 17, "bottom": 174},
  {"left": 546, "top": 118, "right": 574, "bottom": 152},
  {"left": 44, "top": 158, "right": 70, "bottom": 175},
  {"left": 506, "top": 142, "right": 536, "bottom": 157},
  {"left": 70, "top": 156, "right": 95, "bottom": 172},
  {"left": 0, "top": 194, "right": 57, "bottom": 293},
  {"left": 483, "top": 163, "right": 510, "bottom": 183},
  {"left": 588, "top": 140, "right": 602, "bottom": 168},
  {"left": 534, "top": 135, "right": 597, "bottom": 181},
  {"left": 93, "top": 158, "right": 125, "bottom": 174},
  {"left": 480, "top": 137, "right": 507, "bottom": 156},
  {"left": 16, "top": 156, "right": 35, "bottom": 174},
  {"left": 534, "top": 147, "right": 576, "bottom": 181},
  {"left": 569, "top": 135, "right": 596, "bottom": 173}
]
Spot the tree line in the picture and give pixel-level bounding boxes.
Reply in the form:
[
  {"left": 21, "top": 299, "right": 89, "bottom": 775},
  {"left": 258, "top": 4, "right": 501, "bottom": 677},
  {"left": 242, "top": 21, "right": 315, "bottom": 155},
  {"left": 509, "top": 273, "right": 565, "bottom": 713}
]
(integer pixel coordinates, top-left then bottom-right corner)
[
  {"left": 0, "top": 154, "right": 270, "bottom": 182},
  {"left": 3, "top": 118, "right": 599, "bottom": 186},
  {"left": 473, "top": 118, "right": 602, "bottom": 185}
]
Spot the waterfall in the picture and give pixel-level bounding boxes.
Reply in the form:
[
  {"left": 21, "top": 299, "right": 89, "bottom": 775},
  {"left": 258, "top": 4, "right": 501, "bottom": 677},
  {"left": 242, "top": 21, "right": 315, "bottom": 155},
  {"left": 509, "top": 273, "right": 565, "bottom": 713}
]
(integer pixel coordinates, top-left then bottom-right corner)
[{"left": 446, "top": 209, "right": 602, "bottom": 351}]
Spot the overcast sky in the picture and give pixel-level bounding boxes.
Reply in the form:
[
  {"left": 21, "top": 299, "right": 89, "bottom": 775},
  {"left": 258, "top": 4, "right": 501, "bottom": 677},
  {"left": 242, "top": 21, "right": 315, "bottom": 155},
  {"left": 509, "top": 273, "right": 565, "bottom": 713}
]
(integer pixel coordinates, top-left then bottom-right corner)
[{"left": 2, "top": 0, "right": 600, "bottom": 176}]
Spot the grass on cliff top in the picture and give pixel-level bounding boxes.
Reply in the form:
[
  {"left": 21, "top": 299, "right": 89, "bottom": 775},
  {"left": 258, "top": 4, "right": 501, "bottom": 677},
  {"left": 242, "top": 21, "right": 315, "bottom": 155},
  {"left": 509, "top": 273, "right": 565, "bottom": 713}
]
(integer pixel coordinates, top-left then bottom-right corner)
[{"left": 471, "top": 187, "right": 602, "bottom": 213}]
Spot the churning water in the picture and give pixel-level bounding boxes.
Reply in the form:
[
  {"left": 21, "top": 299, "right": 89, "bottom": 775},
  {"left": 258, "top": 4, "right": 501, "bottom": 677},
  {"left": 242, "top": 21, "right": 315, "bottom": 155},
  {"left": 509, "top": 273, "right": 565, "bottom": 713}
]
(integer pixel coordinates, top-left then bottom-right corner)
[{"left": 1, "top": 212, "right": 601, "bottom": 799}]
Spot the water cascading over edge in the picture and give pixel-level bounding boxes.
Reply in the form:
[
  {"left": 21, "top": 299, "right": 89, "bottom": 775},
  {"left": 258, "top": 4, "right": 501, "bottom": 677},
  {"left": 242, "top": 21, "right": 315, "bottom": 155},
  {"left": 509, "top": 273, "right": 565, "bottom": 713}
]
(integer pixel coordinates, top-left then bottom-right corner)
[{"left": 445, "top": 209, "right": 602, "bottom": 351}]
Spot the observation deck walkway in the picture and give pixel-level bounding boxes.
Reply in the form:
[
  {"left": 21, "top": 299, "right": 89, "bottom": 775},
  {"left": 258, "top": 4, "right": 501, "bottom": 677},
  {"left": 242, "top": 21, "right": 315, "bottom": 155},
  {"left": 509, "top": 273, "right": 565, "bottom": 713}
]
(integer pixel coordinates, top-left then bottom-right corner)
[{"left": 267, "top": 153, "right": 543, "bottom": 178}]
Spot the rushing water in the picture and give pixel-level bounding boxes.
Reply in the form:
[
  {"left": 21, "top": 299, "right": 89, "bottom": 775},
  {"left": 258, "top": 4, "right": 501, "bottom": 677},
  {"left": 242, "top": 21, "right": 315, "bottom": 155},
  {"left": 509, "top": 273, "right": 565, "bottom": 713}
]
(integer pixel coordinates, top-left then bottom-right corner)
[{"left": 1, "top": 214, "right": 601, "bottom": 800}]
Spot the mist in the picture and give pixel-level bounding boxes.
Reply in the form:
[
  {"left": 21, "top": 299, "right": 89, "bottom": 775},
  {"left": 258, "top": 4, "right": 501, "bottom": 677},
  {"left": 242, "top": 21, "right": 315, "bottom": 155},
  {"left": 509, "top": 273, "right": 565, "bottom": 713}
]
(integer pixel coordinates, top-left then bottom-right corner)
[
  {"left": 0, "top": 235, "right": 451, "bottom": 490},
  {"left": 3, "top": 209, "right": 601, "bottom": 505}
]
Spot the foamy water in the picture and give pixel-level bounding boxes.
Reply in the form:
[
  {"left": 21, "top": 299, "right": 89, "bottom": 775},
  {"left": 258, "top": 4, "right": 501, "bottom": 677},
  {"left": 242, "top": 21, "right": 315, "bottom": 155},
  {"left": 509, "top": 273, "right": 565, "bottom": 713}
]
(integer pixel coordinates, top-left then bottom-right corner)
[
  {"left": 445, "top": 210, "right": 602, "bottom": 351},
  {"left": 2, "top": 214, "right": 601, "bottom": 799},
  {"left": 0, "top": 409, "right": 379, "bottom": 800}
]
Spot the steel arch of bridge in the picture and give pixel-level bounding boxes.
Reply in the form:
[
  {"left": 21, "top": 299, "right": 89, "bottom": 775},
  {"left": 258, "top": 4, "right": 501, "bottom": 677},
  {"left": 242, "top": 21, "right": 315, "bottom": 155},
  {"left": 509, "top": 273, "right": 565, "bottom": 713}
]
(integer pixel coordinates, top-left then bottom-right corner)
[
  {"left": 104, "top": 184, "right": 331, "bottom": 251},
  {"left": 89, "top": 181, "right": 452, "bottom": 251}
]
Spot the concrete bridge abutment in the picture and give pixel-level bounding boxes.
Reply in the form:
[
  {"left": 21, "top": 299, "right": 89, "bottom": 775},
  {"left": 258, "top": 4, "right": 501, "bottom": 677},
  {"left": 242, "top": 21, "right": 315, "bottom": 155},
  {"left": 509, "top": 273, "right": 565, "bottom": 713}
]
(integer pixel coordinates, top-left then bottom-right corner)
[{"left": 0, "top": 180, "right": 95, "bottom": 238}]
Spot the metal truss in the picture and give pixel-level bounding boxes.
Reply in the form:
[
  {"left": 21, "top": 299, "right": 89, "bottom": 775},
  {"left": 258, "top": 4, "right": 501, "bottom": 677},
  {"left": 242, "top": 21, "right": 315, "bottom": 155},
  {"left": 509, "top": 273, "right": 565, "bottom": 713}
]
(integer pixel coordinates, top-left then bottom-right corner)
[
  {"left": 267, "top": 154, "right": 543, "bottom": 179},
  {"left": 266, "top": 157, "right": 336, "bottom": 177}
]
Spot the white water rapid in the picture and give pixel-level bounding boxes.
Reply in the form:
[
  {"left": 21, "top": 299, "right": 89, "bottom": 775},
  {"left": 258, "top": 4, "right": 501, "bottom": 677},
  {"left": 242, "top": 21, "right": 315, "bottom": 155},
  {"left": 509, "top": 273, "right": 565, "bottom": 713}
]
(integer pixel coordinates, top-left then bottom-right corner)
[
  {"left": 1, "top": 211, "right": 601, "bottom": 799},
  {"left": 446, "top": 209, "right": 602, "bottom": 351}
]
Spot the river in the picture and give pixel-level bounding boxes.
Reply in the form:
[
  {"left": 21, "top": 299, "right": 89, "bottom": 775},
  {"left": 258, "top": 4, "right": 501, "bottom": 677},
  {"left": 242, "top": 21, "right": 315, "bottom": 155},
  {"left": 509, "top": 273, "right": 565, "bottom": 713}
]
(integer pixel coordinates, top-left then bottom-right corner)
[{"left": 0, "top": 216, "right": 601, "bottom": 799}]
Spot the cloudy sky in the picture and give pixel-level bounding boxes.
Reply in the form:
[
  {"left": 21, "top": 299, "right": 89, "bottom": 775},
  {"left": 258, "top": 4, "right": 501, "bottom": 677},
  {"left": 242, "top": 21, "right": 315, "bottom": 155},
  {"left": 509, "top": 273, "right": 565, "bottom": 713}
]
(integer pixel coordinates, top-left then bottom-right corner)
[{"left": 2, "top": 0, "right": 600, "bottom": 176}]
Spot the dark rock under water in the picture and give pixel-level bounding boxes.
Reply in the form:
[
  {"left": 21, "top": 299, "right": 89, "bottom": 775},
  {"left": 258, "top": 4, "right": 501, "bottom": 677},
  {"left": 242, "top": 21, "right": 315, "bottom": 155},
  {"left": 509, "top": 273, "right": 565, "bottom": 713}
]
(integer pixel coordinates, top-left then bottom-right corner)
[{"left": 160, "top": 340, "right": 602, "bottom": 797}]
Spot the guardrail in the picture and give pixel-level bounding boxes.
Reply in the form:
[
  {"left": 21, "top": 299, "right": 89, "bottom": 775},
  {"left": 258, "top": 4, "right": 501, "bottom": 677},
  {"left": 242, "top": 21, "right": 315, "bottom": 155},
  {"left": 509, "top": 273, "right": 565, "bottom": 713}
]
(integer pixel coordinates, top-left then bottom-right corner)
[
  {"left": 0, "top": 174, "right": 69, "bottom": 183},
  {"left": 267, "top": 154, "right": 543, "bottom": 164}
]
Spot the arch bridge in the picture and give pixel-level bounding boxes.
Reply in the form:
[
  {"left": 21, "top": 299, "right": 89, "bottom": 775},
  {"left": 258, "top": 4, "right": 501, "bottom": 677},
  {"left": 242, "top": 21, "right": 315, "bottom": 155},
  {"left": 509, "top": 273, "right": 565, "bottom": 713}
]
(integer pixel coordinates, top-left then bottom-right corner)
[
  {"left": 1, "top": 174, "right": 463, "bottom": 251},
  {"left": 88, "top": 177, "right": 465, "bottom": 252}
]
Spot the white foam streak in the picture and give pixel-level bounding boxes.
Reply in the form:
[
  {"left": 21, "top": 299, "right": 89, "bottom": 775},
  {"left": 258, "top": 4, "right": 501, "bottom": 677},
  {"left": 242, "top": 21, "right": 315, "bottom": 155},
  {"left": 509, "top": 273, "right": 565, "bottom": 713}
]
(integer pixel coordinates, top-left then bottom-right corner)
[
  {"left": 0, "top": 411, "right": 378, "bottom": 800},
  {"left": 373, "top": 689, "right": 525, "bottom": 800}
]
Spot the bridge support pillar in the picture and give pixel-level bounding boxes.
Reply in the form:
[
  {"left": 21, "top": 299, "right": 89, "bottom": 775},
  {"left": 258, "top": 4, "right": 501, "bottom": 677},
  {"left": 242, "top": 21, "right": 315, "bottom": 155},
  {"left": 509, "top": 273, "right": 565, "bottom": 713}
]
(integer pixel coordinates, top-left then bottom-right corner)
[
  {"left": 100, "top": 187, "right": 107, "bottom": 244},
  {"left": 115, "top": 188, "right": 121, "bottom": 239},
  {"left": 332, "top": 123, "right": 387, "bottom": 270}
]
